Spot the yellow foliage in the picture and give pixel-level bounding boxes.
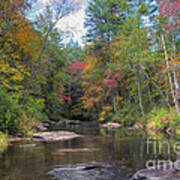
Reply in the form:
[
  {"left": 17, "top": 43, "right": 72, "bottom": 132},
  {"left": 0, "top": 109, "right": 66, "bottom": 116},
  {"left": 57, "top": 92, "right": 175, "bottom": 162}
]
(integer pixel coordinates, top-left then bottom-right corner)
[
  {"left": 0, "top": 60, "right": 29, "bottom": 91},
  {"left": 99, "top": 117, "right": 105, "bottom": 121},
  {"left": 102, "top": 106, "right": 112, "bottom": 111},
  {"left": 81, "top": 81, "right": 89, "bottom": 86},
  {"left": 4, "top": 83, "right": 12, "bottom": 89},
  {"left": 25, "top": 72, "right": 31, "bottom": 76},
  {"left": 101, "top": 111, "right": 106, "bottom": 115}
]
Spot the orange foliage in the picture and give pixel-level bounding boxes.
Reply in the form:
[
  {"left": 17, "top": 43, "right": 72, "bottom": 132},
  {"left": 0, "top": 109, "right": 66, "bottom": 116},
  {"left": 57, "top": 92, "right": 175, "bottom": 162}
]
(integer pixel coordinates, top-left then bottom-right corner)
[{"left": 0, "top": 0, "right": 42, "bottom": 60}]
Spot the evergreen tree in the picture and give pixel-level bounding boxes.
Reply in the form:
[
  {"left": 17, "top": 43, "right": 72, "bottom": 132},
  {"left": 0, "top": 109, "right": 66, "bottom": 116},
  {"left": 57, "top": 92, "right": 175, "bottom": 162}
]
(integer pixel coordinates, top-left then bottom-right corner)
[{"left": 85, "top": 0, "right": 129, "bottom": 47}]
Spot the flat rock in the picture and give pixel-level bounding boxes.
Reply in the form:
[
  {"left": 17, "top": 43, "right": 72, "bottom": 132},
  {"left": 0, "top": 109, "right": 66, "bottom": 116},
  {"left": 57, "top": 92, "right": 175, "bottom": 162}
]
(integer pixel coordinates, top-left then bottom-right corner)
[
  {"left": 33, "top": 131, "right": 80, "bottom": 141},
  {"left": 102, "top": 122, "right": 121, "bottom": 129},
  {"left": 47, "top": 162, "right": 127, "bottom": 180}
]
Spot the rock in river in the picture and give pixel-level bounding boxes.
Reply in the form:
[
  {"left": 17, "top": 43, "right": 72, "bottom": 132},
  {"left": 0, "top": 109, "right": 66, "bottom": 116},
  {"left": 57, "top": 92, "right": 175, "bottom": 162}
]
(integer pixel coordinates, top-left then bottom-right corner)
[
  {"left": 47, "top": 162, "right": 128, "bottom": 180},
  {"left": 33, "top": 131, "right": 80, "bottom": 141},
  {"left": 102, "top": 122, "right": 121, "bottom": 129},
  {"left": 36, "top": 124, "right": 48, "bottom": 132},
  {"left": 131, "top": 161, "right": 180, "bottom": 180}
]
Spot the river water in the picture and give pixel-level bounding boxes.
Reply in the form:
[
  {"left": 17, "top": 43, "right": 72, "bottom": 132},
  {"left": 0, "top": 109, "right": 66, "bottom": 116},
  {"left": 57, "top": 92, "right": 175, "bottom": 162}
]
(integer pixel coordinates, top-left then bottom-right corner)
[{"left": 0, "top": 125, "right": 177, "bottom": 180}]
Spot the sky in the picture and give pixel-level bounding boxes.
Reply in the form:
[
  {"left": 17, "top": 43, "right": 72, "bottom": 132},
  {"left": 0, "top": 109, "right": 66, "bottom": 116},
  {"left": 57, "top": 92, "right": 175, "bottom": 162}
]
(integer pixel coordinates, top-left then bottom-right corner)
[{"left": 38, "top": 0, "right": 88, "bottom": 46}]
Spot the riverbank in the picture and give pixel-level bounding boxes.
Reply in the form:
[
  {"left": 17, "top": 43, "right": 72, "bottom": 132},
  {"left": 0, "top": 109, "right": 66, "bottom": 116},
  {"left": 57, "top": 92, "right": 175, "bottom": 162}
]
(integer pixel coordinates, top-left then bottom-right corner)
[{"left": 0, "top": 132, "right": 8, "bottom": 153}]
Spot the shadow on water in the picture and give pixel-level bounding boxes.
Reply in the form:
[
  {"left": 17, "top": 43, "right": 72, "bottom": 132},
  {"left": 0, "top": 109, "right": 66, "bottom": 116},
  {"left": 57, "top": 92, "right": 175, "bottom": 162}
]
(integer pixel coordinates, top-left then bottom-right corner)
[{"left": 0, "top": 125, "right": 178, "bottom": 180}]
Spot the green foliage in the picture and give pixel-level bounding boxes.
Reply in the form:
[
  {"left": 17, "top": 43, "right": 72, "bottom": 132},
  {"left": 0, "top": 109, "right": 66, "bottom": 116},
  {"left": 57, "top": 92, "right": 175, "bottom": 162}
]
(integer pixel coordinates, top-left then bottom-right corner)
[
  {"left": 0, "top": 0, "right": 179, "bottom": 136},
  {"left": 0, "top": 88, "right": 22, "bottom": 134},
  {"left": 0, "top": 87, "right": 46, "bottom": 135},
  {"left": 85, "top": 0, "right": 129, "bottom": 44},
  {"left": 0, "top": 132, "right": 8, "bottom": 154},
  {"left": 147, "top": 107, "right": 180, "bottom": 130},
  {"left": 65, "top": 41, "right": 85, "bottom": 63},
  {"left": 45, "top": 92, "right": 64, "bottom": 121},
  {"left": 19, "top": 115, "right": 39, "bottom": 137},
  {"left": 22, "top": 96, "right": 46, "bottom": 121},
  {"left": 112, "top": 104, "right": 141, "bottom": 126}
]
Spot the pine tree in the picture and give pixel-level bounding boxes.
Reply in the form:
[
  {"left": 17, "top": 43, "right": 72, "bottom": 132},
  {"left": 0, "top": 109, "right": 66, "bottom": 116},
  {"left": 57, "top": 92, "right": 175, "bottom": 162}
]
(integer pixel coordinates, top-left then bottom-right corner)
[{"left": 85, "top": 0, "right": 129, "bottom": 47}]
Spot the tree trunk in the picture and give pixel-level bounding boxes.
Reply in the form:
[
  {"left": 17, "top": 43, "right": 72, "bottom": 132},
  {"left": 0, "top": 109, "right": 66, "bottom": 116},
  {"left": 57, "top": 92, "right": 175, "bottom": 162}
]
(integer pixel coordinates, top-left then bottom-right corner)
[
  {"left": 137, "top": 76, "right": 145, "bottom": 118},
  {"left": 171, "top": 35, "right": 180, "bottom": 109},
  {"left": 112, "top": 91, "right": 117, "bottom": 113},
  {"left": 161, "top": 34, "right": 179, "bottom": 112}
]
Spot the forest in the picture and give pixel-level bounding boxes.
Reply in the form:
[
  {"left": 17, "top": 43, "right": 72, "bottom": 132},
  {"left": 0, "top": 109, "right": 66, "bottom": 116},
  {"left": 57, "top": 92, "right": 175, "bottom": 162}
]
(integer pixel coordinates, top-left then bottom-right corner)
[{"left": 0, "top": 0, "right": 180, "bottom": 137}]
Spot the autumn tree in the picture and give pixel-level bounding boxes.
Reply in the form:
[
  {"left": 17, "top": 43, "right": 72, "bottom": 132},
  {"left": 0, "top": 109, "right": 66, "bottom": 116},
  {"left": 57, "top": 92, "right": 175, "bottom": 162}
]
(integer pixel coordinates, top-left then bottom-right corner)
[
  {"left": 157, "top": 0, "right": 180, "bottom": 112},
  {"left": 0, "top": 0, "right": 44, "bottom": 134}
]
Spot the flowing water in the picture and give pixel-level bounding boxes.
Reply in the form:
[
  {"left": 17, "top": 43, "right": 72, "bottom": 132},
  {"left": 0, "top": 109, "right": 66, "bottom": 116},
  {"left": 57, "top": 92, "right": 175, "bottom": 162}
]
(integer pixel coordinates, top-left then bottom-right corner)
[{"left": 0, "top": 125, "right": 177, "bottom": 180}]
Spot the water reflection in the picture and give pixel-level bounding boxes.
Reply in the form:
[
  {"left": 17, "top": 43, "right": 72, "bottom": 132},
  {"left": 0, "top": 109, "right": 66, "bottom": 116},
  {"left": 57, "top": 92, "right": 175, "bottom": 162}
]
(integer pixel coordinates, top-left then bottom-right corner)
[{"left": 0, "top": 127, "right": 178, "bottom": 179}]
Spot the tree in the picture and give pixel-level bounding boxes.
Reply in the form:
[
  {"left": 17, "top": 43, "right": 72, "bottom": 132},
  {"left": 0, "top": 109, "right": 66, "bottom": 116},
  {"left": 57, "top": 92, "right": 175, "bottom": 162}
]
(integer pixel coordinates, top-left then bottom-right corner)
[
  {"left": 0, "top": 0, "right": 45, "bottom": 134},
  {"left": 85, "top": 0, "right": 129, "bottom": 50},
  {"left": 27, "top": 0, "right": 79, "bottom": 90},
  {"left": 157, "top": 0, "right": 180, "bottom": 112},
  {"left": 82, "top": 0, "right": 160, "bottom": 122}
]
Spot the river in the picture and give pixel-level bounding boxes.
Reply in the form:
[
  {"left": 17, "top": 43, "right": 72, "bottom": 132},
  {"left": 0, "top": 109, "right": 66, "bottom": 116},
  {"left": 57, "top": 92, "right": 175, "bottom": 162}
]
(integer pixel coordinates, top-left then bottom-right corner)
[{"left": 0, "top": 125, "right": 177, "bottom": 180}]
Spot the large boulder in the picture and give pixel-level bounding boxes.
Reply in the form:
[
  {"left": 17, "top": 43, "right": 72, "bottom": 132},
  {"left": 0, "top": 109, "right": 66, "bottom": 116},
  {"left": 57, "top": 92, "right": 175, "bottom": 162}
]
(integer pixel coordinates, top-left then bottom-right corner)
[
  {"left": 131, "top": 162, "right": 180, "bottom": 180},
  {"left": 47, "top": 162, "right": 128, "bottom": 180}
]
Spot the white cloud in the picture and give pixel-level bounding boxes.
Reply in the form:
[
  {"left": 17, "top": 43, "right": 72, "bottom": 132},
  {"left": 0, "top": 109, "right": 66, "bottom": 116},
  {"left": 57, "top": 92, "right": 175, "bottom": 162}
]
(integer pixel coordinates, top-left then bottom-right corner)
[
  {"left": 38, "top": 0, "right": 52, "bottom": 4},
  {"left": 56, "top": 6, "right": 87, "bottom": 45},
  {"left": 38, "top": 0, "right": 88, "bottom": 45}
]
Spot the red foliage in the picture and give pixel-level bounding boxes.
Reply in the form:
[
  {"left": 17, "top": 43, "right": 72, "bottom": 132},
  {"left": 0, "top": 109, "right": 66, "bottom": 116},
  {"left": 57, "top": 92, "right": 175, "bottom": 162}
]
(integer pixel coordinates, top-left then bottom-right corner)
[
  {"left": 103, "top": 79, "right": 118, "bottom": 89},
  {"left": 159, "top": 0, "right": 180, "bottom": 31},
  {"left": 159, "top": 0, "right": 180, "bottom": 17},
  {"left": 102, "top": 69, "right": 123, "bottom": 97},
  {"left": 105, "top": 69, "right": 122, "bottom": 80},
  {"left": 113, "top": 71, "right": 122, "bottom": 80},
  {"left": 105, "top": 69, "right": 111, "bottom": 76},
  {"left": 59, "top": 95, "right": 72, "bottom": 103},
  {"left": 160, "top": 0, "right": 168, "bottom": 16},
  {"left": 69, "top": 61, "right": 86, "bottom": 75}
]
